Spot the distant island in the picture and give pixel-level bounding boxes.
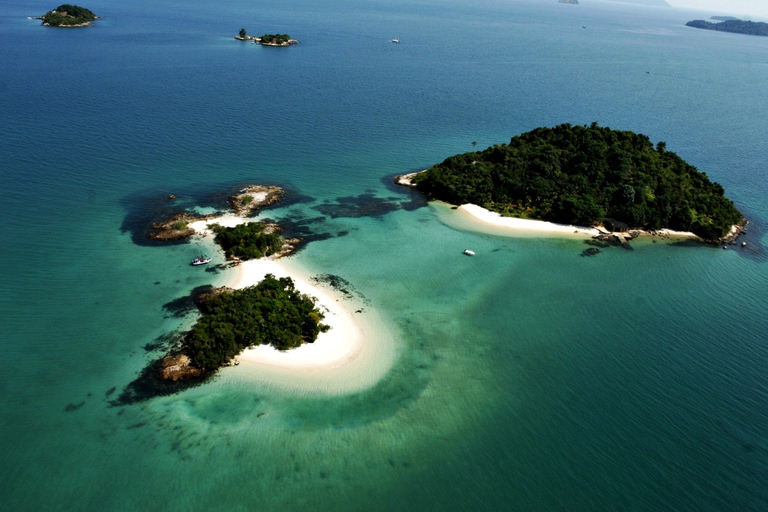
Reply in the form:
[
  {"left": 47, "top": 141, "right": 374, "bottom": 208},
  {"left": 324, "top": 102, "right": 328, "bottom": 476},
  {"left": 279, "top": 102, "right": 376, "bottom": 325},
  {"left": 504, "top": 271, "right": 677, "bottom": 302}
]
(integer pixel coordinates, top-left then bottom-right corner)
[
  {"left": 558, "top": 0, "right": 578, "bottom": 5},
  {"left": 235, "top": 28, "right": 298, "bottom": 46},
  {"left": 405, "top": 123, "right": 744, "bottom": 241},
  {"left": 607, "top": 0, "right": 670, "bottom": 7},
  {"left": 711, "top": 16, "right": 739, "bottom": 21},
  {"left": 38, "top": 4, "right": 98, "bottom": 27},
  {"left": 686, "top": 19, "right": 768, "bottom": 37}
]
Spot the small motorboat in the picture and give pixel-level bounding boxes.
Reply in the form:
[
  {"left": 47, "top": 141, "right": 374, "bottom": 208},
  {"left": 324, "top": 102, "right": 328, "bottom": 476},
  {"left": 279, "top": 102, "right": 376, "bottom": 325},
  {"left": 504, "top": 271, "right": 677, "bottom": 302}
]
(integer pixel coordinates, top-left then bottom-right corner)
[
  {"left": 191, "top": 256, "right": 212, "bottom": 266},
  {"left": 391, "top": 38, "right": 400, "bottom": 43},
  {"left": 463, "top": 249, "right": 475, "bottom": 256}
]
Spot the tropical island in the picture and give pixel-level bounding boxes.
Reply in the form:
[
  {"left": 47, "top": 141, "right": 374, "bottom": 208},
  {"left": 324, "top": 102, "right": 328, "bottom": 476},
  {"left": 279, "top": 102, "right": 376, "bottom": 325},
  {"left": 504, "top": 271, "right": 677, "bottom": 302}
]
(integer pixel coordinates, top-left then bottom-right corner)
[
  {"left": 403, "top": 123, "right": 744, "bottom": 241},
  {"left": 157, "top": 204, "right": 326, "bottom": 381},
  {"left": 161, "top": 273, "right": 330, "bottom": 380},
  {"left": 686, "top": 19, "right": 768, "bottom": 37},
  {"left": 234, "top": 28, "right": 298, "bottom": 46},
  {"left": 39, "top": 4, "right": 98, "bottom": 27}
]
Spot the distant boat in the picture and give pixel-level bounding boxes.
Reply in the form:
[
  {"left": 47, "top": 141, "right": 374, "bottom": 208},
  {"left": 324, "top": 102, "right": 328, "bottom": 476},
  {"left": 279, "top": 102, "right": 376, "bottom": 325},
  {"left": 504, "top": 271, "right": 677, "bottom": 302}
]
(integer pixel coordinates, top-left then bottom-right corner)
[
  {"left": 191, "top": 256, "right": 212, "bottom": 266},
  {"left": 391, "top": 38, "right": 400, "bottom": 43},
  {"left": 463, "top": 249, "right": 475, "bottom": 256}
]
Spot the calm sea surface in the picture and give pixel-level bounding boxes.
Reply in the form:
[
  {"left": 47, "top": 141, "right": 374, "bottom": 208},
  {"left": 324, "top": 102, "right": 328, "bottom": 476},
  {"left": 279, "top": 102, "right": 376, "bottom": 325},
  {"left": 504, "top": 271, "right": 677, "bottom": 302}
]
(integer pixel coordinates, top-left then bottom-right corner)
[{"left": 2, "top": 0, "right": 767, "bottom": 510}]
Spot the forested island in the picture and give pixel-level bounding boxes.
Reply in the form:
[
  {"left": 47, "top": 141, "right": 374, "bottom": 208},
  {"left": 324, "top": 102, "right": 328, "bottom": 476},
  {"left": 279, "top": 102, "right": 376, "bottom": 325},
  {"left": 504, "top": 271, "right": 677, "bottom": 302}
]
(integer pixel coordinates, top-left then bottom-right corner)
[
  {"left": 686, "top": 19, "right": 768, "bottom": 37},
  {"left": 171, "top": 274, "right": 329, "bottom": 376},
  {"left": 235, "top": 29, "right": 298, "bottom": 46},
  {"left": 409, "top": 124, "right": 744, "bottom": 240},
  {"left": 39, "top": 4, "right": 98, "bottom": 26}
]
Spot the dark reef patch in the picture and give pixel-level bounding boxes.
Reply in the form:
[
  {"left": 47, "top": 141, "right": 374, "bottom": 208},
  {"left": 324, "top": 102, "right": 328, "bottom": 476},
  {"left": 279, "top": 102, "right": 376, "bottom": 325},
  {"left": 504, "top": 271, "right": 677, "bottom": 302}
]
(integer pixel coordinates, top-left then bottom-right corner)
[
  {"left": 110, "top": 359, "right": 212, "bottom": 406},
  {"left": 310, "top": 274, "right": 366, "bottom": 302},
  {"left": 313, "top": 189, "right": 427, "bottom": 219},
  {"left": 263, "top": 216, "right": 335, "bottom": 253},
  {"left": 161, "top": 285, "right": 214, "bottom": 319},
  {"left": 64, "top": 401, "right": 85, "bottom": 412},
  {"left": 143, "top": 330, "right": 183, "bottom": 353}
]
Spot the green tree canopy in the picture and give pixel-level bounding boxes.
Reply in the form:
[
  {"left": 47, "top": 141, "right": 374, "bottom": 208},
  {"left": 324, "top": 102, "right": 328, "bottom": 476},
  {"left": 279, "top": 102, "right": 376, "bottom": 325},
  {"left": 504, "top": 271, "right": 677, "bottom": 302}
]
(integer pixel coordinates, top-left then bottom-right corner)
[
  {"left": 412, "top": 123, "right": 743, "bottom": 239},
  {"left": 42, "top": 4, "right": 97, "bottom": 26},
  {"left": 184, "top": 274, "right": 330, "bottom": 369},
  {"left": 211, "top": 222, "right": 284, "bottom": 260}
]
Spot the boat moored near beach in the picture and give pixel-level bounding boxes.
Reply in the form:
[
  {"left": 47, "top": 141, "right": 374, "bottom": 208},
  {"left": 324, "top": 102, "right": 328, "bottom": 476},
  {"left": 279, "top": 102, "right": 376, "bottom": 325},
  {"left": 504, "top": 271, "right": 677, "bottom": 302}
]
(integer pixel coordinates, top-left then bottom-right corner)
[
  {"left": 191, "top": 256, "right": 212, "bottom": 265},
  {"left": 464, "top": 249, "right": 475, "bottom": 256}
]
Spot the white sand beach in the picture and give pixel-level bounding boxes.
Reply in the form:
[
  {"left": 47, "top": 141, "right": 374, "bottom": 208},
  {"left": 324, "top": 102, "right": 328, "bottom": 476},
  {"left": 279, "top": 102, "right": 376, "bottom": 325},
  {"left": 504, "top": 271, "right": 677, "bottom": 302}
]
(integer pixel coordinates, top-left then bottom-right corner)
[
  {"left": 451, "top": 203, "right": 600, "bottom": 237},
  {"left": 187, "top": 214, "right": 397, "bottom": 394},
  {"left": 435, "top": 203, "right": 700, "bottom": 240}
]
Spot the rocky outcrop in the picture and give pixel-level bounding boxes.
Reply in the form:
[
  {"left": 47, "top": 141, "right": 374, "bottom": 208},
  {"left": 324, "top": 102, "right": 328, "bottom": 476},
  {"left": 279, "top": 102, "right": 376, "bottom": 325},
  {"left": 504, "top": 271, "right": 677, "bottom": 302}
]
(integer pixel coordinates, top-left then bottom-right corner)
[
  {"left": 149, "top": 212, "right": 212, "bottom": 241},
  {"left": 716, "top": 218, "right": 748, "bottom": 245},
  {"left": 230, "top": 185, "right": 283, "bottom": 216},
  {"left": 394, "top": 171, "right": 427, "bottom": 187},
  {"left": 160, "top": 353, "right": 203, "bottom": 381}
]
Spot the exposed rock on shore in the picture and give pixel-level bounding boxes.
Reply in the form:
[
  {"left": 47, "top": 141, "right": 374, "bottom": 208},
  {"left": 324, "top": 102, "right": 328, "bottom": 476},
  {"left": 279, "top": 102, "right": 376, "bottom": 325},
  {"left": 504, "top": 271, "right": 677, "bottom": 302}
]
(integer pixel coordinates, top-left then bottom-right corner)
[
  {"left": 230, "top": 185, "right": 283, "bottom": 216},
  {"left": 394, "top": 171, "right": 426, "bottom": 187},
  {"left": 160, "top": 353, "right": 203, "bottom": 381},
  {"left": 717, "top": 218, "right": 748, "bottom": 245},
  {"left": 149, "top": 212, "right": 214, "bottom": 241}
]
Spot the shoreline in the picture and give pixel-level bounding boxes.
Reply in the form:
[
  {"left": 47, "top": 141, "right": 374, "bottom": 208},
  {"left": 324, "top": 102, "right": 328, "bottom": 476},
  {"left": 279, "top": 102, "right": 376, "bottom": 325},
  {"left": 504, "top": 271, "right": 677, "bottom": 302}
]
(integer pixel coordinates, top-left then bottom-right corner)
[
  {"left": 394, "top": 171, "right": 715, "bottom": 241},
  {"left": 188, "top": 214, "right": 397, "bottom": 394},
  {"left": 437, "top": 202, "right": 701, "bottom": 240}
]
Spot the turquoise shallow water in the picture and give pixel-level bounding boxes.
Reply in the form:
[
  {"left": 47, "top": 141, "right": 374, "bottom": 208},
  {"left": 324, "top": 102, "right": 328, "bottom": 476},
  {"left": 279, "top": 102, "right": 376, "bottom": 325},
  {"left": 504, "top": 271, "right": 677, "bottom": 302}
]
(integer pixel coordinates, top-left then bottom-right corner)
[{"left": 2, "top": 0, "right": 768, "bottom": 510}]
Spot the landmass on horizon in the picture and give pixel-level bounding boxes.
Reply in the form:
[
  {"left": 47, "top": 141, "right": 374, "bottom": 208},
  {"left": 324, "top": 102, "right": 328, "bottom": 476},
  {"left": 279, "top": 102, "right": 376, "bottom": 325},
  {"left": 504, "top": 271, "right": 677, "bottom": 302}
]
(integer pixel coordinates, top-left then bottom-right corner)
[
  {"left": 403, "top": 123, "right": 744, "bottom": 242},
  {"left": 37, "top": 4, "right": 98, "bottom": 26},
  {"left": 686, "top": 19, "right": 768, "bottom": 36}
]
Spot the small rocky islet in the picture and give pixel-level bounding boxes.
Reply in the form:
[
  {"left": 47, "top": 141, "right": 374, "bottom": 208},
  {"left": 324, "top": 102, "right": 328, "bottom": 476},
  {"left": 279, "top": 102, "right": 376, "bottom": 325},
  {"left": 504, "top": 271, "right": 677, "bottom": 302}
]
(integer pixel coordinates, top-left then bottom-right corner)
[
  {"left": 36, "top": 4, "right": 99, "bottom": 27},
  {"left": 234, "top": 28, "right": 298, "bottom": 46}
]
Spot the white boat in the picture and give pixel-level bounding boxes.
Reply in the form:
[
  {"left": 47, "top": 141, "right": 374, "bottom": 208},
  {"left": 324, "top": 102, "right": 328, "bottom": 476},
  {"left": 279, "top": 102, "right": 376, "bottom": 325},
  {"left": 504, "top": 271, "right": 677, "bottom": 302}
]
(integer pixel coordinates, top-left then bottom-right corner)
[
  {"left": 391, "top": 38, "right": 400, "bottom": 43},
  {"left": 463, "top": 249, "right": 475, "bottom": 256},
  {"left": 191, "top": 256, "right": 212, "bottom": 265}
]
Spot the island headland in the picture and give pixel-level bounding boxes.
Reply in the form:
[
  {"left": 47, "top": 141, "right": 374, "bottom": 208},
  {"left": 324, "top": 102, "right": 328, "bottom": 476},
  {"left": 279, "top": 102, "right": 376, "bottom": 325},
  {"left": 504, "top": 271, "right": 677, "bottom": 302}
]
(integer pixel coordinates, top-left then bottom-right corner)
[
  {"left": 235, "top": 28, "right": 298, "bottom": 46},
  {"left": 397, "top": 123, "right": 746, "bottom": 245},
  {"left": 686, "top": 19, "right": 768, "bottom": 37},
  {"left": 37, "top": 4, "right": 99, "bottom": 27}
]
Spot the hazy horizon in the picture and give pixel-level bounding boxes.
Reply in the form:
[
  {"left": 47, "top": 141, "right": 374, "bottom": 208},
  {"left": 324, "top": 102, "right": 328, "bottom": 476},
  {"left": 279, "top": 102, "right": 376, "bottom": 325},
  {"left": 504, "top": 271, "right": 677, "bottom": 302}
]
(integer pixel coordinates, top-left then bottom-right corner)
[{"left": 669, "top": 0, "right": 768, "bottom": 19}]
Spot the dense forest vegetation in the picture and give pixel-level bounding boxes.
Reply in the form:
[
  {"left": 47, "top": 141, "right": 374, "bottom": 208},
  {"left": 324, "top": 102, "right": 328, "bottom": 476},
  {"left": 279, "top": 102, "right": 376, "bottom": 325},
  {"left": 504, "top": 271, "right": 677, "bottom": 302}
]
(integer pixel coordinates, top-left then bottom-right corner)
[
  {"left": 183, "top": 275, "right": 329, "bottom": 369},
  {"left": 259, "top": 34, "right": 294, "bottom": 45},
  {"left": 211, "top": 222, "right": 284, "bottom": 260},
  {"left": 412, "top": 123, "right": 743, "bottom": 239},
  {"left": 42, "top": 4, "right": 96, "bottom": 26},
  {"left": 686, "top": 19, "right": 768, "bottom": 36}
]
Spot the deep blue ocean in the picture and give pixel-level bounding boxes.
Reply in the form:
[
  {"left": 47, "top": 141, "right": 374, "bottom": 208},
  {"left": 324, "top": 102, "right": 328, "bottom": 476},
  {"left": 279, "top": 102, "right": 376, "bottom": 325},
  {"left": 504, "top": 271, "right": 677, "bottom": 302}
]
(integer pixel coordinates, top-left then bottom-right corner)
[{"left": 2, "top": 0, "right": 767, "bottom": 510}]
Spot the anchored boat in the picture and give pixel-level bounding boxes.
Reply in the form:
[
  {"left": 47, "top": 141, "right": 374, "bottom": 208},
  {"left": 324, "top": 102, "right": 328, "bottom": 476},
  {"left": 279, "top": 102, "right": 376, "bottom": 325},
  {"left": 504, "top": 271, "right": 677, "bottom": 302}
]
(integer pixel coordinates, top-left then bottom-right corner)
[{"left": 191, "top": 256, "right": 212, "bottom": 266}]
